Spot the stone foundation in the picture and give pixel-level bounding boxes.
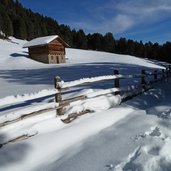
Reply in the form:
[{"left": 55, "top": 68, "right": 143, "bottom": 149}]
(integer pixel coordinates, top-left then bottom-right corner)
[{"left": 30, "top": 54, "right": 66, "bottom": 64}]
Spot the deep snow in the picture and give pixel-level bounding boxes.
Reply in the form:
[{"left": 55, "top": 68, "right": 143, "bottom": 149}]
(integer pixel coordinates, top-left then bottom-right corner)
[{"left": 0, "top": 37, "right": 171, "bottom": 171}]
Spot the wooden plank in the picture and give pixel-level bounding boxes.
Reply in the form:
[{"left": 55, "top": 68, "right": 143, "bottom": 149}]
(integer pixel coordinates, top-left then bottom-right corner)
[
  {"left": 61, "top": 109, "right": 94, "bottom": 123},
  {"left": 54, "top": 76, "right": 63, "bottom": 115},
  {"left": 48, "top": 44, "right": 64, "bottom": 48},
  {"left": 49, "top": 47, "right": 64, "bottom": 51},
  {"left": 29, "top": 46, "right": 48, "bottom": 53},
  {"left": 0, "top": 133, "right": 37, "bottom": 148},
  {"left": 59, "top": 95, "right": 87, "bottom": 106},
  {"left": 0, "top": 107, "right": 55, "bottom": 127},
  {"left": 48, "top": 51, "right": 65, "bottom": 54}
]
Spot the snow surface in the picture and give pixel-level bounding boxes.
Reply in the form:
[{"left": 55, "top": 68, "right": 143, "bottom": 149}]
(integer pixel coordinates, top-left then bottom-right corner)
[
  {"left": 0, "top": 37, "right": 171, "bottom": 171},
  {"left": 23, "top": 35, "right": 58, "bottom": 48}
]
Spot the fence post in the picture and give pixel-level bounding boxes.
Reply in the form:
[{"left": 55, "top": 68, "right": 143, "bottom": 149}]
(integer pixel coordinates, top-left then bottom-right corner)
[
  {"left": 54, "top": 76, "right": 63, "bottom": 116},
  {"left": 114, "top": 70, "right": 120, "bottom": 88},
  {"left": 154, "top": 70, "right": 158, "bottom": 80},
  {"left": 141, "top": 69, "right": 146, "bottom": 88}
]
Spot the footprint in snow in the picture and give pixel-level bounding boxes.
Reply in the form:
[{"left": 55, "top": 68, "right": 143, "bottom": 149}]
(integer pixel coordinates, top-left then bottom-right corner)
[
  {"left": 105, "top": 164, "right": 114, "bottom": 170},
  {"left": 148, "top": 145, "right": 161, "bottom": 156},
  {"left": 149, "top": 126, "right": 161, "bottom": 137},
  {"left": 134, "top": 126, "right": 162, "bottom": 141}
]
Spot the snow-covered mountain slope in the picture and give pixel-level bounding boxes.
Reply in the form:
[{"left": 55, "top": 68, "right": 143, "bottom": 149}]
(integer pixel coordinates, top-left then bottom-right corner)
[
  {"left": 1, "top": 37, "right": 171, "bottom": 171},
  {"left": 0, "top": 37, "right": 164, "bottom": 70},
  {"left": 0, "top": 37, "right": 164, "bottom": 98}
]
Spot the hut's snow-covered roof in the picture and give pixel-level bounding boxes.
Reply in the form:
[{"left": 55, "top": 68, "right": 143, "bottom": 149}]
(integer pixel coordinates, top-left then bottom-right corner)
[{"left": 23, "top": 35, "right": 69, "bottom": 48}]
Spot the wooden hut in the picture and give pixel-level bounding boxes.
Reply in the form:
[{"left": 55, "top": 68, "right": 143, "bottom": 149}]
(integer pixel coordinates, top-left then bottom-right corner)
[{"left": 23, "top": 35, "right": 69, "bottom": 64}]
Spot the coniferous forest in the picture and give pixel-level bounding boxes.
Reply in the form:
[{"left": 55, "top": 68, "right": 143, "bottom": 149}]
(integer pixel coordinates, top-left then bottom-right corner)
[{"left": 0, "top": 0, "right": 171, "bottom": 63}]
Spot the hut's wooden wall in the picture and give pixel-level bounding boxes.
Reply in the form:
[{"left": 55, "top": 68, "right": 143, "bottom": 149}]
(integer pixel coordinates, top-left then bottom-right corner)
[
  {"left": 28, "top": 38, "right": 66, "bottom": 64},
  {"left": 48, "top": 39, "right": 65, "bottom": 55},
  {"left": 29, "top": 45, "right": 49, "bottom": 57}
]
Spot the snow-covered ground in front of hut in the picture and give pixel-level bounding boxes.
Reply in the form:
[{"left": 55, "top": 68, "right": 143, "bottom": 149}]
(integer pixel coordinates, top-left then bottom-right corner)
[{"left": 0, "top": 37, "right": 171, "bottom": 171}]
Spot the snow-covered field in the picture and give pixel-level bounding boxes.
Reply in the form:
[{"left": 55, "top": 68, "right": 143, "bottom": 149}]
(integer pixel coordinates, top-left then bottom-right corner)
[{"left": 0, "top": 37, "right": 171, "bottom": 171}]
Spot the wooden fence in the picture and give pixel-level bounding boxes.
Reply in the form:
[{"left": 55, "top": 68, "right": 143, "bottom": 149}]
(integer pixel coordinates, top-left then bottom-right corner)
[
  {"left": 1, "top": 65, "right": 170, "bottom": 145},
  {"left": 1, "top": 65, "right": 171, "bottom": 127},
  {"left": 54, "top": 65, "right": 171, "bottom": 116}
]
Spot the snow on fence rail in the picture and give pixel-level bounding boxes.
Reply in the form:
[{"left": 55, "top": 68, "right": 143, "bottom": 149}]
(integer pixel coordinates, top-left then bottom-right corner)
[
  {"left": 54, "top": 66, "right": 171, "bottom": 115},
  {"left": 58, "top": 74, "right": 122, "bottom": 89}
]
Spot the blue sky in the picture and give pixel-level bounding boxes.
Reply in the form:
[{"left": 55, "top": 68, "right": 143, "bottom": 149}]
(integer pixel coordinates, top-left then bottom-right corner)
[{"left": 19, "top": 0, "right": 171, "bottom": 44}]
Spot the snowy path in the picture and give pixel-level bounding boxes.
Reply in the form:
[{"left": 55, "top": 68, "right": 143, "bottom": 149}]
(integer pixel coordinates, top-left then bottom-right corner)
[
  {"left": 34, "top": 80, "right": 171, "bottom": 171},
  {"left": 35, "top": 108, "right": 171, "bottom": 171},
  {"left": 35, "top": 110, "right": 155, "bottom": 171}
]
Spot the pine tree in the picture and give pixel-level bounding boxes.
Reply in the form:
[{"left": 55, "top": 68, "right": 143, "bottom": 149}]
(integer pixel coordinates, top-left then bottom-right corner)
[
  {"left": 89, "top": 33, "right": 103, "bottom": 50},
  {"left": 102, "top": 32, "right": 116, "bottom": 52},
  {"left": 2, "top": 13, "right": 13, "bottom": 37},
  {"left": 13, "top": 17, "right": 27, "bottom": 39},
  {"left": 75, "top": 29, "right": 87, "bottom": 49},
  {"left": 71, "top": 29, "right": 77, "bottom": 48},
  {"left": 116, "top": 38, "right": 127, "bottom": 54},
  {"left": 59, "top": 24, "right": 73, "bottom": 45},
  {"left": 127, "top": 39, "right": 135, "bottom": 55}
]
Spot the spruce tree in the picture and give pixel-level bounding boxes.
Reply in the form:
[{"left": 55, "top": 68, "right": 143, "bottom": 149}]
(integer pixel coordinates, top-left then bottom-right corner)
[
  {"left": 75, "top": 29, "right": 87, "bottom": 49},
  {"left": 89, "top": 33, "right": 103, "bottom": 51},
  {"left": 2, "top": 13, "right": 13, "bottom": 37},
  {"left": 102, "top": 32, "right": 116, "bottom": 52},
  {"left": 13, "top": 17, "right": 27, "bottom": 39}
]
